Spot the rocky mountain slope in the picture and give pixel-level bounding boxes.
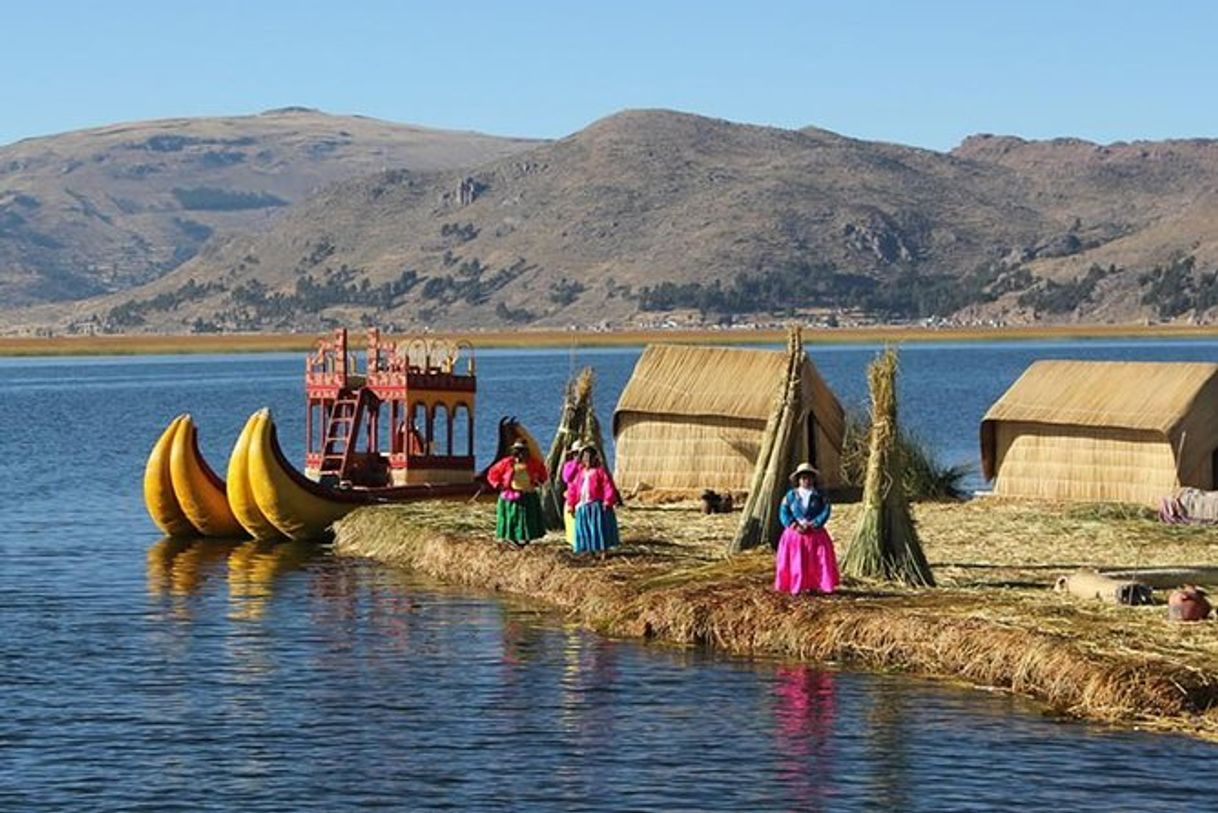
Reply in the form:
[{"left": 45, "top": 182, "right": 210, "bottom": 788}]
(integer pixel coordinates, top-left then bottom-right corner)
[
  {"left": 950, "top": 134, "right": 1218, "bottom": 322},
  {"left": 0, "top": 108, "right": 540, "bottom": 305},
  {"left": 7, "top": 109, "right": 1218, "bottom": 333}
]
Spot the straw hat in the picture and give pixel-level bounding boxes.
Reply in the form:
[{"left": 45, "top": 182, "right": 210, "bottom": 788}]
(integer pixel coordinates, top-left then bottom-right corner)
[{"left": 789, "top": 462, "right": 818, "bottom": 482}]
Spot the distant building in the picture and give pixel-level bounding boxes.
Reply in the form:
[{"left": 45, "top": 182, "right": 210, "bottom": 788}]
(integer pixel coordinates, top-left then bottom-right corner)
[{"left": 981, "top": 360, "right": 1218, "bottom": 504}]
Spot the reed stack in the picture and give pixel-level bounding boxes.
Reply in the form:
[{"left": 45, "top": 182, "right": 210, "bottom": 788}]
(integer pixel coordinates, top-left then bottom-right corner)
[
  {"left": 539, "top": 367, "right": 604, "bottom": 529},
  {"left": 729, "top": 326, "right": 804, "bottom": 554},
  {"left": 841, "top": 347, "right": 935, "bottom": 586}
]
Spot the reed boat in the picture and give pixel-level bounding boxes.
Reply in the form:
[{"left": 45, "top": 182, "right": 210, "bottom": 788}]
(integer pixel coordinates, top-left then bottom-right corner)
[
  {"left": 144, "top": 415, "right": 198, "bottom": 537},
  {"left": 225, "top": 411, "right": 283, "bottom": 541},
  {"left": 144, "top": 414, "right": 242, "bottom": 538},
  {"left": 170, "top": 414, "right": 245, "bottom": 537},
  {"left": 240, "top": 406, "right": 487, "bottom": 542},
  {"left": 144, "top": 328, "right": 536, "bottom": 542}
]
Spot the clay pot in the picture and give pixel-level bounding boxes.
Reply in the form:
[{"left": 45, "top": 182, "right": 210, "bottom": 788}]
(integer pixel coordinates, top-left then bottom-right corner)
[{"left": 1168, "top": 586, "right": 1212, "bottom": 622}]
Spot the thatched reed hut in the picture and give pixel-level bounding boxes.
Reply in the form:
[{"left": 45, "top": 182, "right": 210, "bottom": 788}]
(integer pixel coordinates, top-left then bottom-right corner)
[
  {"left": 981, "top": 360, "right": 1218, "bottom": 505},
  {"left": 613, "top": 344, "right": 844, "bottom": 495}
]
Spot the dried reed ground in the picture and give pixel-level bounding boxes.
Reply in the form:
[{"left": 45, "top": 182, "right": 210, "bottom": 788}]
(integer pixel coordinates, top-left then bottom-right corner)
[{"left": 333, "top": 497, "right": 1218, "bottom": 739}]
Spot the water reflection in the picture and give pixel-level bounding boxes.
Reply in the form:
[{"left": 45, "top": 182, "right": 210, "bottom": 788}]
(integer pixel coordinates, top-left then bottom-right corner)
[
  {"left": 501, "top": 613, "right": 548, "bottom": 668},
  {"left": 560, "top": 627, "right": 619, "bottom": 743},
  {"left": 772, "top": 665, "right": 837, "bottom": 813},
  {"left": 499, "top": 611, "right": 551, "bottom": 752},
  {"left": 146, "top": 537, "right": 242, "bottom": 600},
  {"left": 147, "top": 537, "right": 321, "bottom": 625},
  {"left": 227, "top": 539, "right": 321, "bottom": 620},
  {"left": 865, "top": 682, "right": 912, "bottom": 811}
]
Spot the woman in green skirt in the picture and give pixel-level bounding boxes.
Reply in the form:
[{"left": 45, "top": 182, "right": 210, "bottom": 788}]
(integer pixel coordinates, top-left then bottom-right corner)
[{"left": 487, "top": 440, "right": 548, "bottom": 546}]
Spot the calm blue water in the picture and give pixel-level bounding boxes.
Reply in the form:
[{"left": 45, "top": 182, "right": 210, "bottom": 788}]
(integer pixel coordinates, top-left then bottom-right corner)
[{"left": 3, "top": 339, "right": 1218, "bottom": 811}]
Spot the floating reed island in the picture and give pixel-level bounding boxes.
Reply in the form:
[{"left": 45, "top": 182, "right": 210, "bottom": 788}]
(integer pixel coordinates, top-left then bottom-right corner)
[
  {"left": 335, "top": 496, "right": 1218, "bottom": 739},
  {"left": 333, "top": 330, "right": 1218, "bottom": 740}
]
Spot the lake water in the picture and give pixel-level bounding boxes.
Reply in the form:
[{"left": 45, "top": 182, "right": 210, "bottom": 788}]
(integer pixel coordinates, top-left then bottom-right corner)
[{"left": 4, "top": 338, "right": 1218, "bottom": 811}]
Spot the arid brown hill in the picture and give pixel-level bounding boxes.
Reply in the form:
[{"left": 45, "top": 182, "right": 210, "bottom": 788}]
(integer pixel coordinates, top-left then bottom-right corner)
[
  {"left": 9, "top": 109, "right": 1218, "bottom": 333},
  {"left": 951, "top": 135, "right": 1218, "bottom": 323},
  {"left": 0, "top": 108, "right": 540, "bottom": 305}
]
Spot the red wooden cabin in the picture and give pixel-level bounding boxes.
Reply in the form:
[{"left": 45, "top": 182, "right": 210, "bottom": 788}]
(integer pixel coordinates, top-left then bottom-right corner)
[{"left": 304, "top": 328, "right": 476, "bottom": 488}]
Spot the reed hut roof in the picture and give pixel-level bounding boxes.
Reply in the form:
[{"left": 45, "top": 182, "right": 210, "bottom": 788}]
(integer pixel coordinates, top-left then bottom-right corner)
[
  {"left": 613, "top": 344, "right": 844, "bottom": 443},
  {"left": 981, "top": 360, "right": 1218, "bottom": 480}
]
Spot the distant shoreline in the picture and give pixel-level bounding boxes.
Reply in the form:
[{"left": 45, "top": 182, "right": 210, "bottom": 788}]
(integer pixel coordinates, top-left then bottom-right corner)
[{"left": 2, "top": 323, "right": 1217, "bottom": 357}]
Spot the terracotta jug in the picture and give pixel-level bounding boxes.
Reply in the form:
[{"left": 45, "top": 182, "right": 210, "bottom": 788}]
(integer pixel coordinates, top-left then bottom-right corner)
[{"left": 1168, "top": 585, "right": 1211, "bottom": 622}]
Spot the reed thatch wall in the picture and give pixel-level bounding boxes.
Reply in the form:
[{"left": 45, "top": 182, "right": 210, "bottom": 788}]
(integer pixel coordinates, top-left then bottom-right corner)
[
  {"left": 615, "top": 414, "right": 763, "bottom": 492},
  {"left": 982, "top": 360, "right": 1218, "bottom": 504},
  {"left": 811, "top": 420, "right": 842, "bottom": 491},
  {"left": 613, "top": 344, "right": 844, "bottom": 494},
  {"left": 993, "top": 423, "right": 1180, "bottom": 504}
]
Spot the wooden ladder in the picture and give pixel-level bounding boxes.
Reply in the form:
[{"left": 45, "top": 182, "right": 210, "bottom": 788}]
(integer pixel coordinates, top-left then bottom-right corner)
[{"left": 320, "top": 388, "right": 373, "bottom": 480}]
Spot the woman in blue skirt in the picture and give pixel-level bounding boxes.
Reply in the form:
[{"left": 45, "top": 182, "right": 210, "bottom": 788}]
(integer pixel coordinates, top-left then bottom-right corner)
[{"left": 565, "top": 446, "right": 621, "bottom": 555}]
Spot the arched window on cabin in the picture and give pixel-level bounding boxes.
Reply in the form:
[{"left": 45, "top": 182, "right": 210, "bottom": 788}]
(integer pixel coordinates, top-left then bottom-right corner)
[
  {"left": 308, "top": 401, "right": 322, "bottom": 457},
  {"left": 433, "top": 403, "right": 452, "bottom": 457},
  {"left": 452, "top": 403, "right": 472, "bottom": 458},
  {"left": 387, "top": 400, "right": 402, "bottom": 455},
  {"left": 373, "top": 401, "right": 390, "bottom": 457},
  {"left": 407, "top": 401, "right": 429, "bottom": 456}
]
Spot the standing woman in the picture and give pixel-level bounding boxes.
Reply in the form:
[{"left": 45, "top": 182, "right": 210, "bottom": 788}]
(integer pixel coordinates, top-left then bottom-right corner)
[
  {"left": 487, "top": 439, "right": 548, "bottom": 546},
  {"left": 774, "top": 463, "right": 839, "bottom": 594},
  {"left": 566, "top": 446, "right": 620, "bottom": 555},
  {"left": 560, "top": 442, "right": 583, "bottom": 547}
]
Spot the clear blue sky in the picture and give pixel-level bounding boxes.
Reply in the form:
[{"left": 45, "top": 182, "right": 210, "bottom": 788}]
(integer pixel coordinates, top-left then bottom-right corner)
[{"left": 3, "top": 0, "right": 1216, "bottom": 151}]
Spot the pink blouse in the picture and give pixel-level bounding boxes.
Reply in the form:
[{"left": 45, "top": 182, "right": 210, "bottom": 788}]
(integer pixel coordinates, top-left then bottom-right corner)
[{"left": 564, "top": 465, "right": 620, "bottom": 510}]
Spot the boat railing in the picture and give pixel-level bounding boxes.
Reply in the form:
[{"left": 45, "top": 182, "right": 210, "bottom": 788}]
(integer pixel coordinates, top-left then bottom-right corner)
[
  {"left": 415, "top": 337, "right": 474, "bottom": 376},
  {"left": 306, "top": 328, "right": 363, "bottom": 389},
  {"left": 307, "top": 328, "right": 477, "bottom": 391}
]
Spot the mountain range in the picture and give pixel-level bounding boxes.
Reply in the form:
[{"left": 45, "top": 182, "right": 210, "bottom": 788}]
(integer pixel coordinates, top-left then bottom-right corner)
[
  {"left": 3, "top": 108, "right": 1217, "bottom": 333},
  {"left": 0, "top": 108, "right": 539, "bottom": 306}
]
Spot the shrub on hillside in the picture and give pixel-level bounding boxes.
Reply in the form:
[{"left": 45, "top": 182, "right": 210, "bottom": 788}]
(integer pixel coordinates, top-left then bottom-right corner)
[
  {"left": 171, "top": 187, "right": 287, "bottom": 211},
  {"left": 840, "top": 411, "right": 971, "bottom": 500}
]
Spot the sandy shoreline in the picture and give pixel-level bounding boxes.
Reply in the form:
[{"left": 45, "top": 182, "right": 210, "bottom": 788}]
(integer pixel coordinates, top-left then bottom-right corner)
[
  {"left": 4, "top": 323, "right": 1218, "bottom": 356},
  {"left": 333, "top": 497, "right": 1218, "bottom": 740}
]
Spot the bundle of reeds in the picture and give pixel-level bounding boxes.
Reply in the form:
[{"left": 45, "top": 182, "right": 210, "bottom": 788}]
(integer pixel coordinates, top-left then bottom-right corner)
[
  {"left": 841, "top": 347, "right": 935, "bottom": 586},
  {"left": 728, "top": 326, "right": 803, "bottom": 554},
  {"left": 539, "top": 367, "right": 605, "bottom": 529}
]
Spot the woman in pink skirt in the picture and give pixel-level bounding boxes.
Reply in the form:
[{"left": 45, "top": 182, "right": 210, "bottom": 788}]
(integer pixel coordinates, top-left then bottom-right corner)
[{"left": 774, "top": 462, "right": 839, "bottom": 595}]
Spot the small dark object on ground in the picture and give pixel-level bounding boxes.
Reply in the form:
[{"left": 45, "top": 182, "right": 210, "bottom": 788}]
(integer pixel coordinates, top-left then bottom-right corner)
[
  {"left": 1118, "top": 582, "right": 1155, "bottom": 606},
  {"left": 701, "top": 489, "right": 735, "bottom": 514}
]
